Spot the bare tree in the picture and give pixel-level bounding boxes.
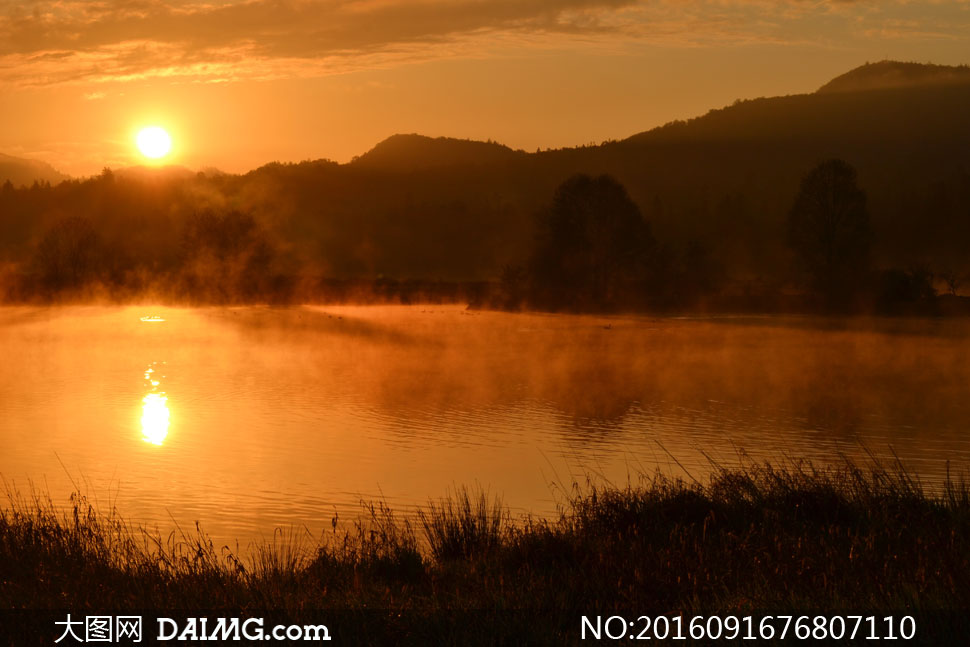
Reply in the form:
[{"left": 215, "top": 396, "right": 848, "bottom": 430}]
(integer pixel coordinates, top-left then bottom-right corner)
[{"left": 938, "top": 265, "right": 962, "bottom": 296}]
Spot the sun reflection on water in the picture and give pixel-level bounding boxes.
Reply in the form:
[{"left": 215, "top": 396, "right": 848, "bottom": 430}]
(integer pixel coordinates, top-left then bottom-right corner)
[
  {"left": 141, "top": 362, "right": 170, "bottom": 445},
  {"left": 141, "top": 393, "right": 170, "bottom": 445}
]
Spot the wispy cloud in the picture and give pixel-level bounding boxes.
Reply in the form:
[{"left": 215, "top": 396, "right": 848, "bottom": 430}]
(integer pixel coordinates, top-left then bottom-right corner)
[{"left": 1, "top": 0, "right": 967, "bottom": 86}]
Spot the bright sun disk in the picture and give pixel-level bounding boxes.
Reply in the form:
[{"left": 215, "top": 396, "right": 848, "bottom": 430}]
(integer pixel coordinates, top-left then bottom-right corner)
[{"left": 136, "top": 126, "right": 172, "bottom": 159}]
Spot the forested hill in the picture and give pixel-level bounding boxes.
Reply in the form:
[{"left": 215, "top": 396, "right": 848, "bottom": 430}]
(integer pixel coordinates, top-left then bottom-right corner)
[
  {"left": 0, "top": 153, "right": 70, "bottom": 188},
  {"left": 817, "top": 60, "right": 970, "bottom": 94},
  {"left": 1, "top": 61, "right": 969, "bottom": 302},
  {"left": 350, "top": 134, "right": 525, "bottom": 171}
]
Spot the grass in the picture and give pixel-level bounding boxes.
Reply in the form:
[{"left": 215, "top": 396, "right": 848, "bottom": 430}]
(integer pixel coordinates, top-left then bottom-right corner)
[{"left": 3, "top": 458, "right": 970, "bottom": 644}]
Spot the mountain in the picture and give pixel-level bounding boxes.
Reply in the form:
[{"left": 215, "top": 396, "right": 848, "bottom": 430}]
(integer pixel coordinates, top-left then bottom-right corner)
[
  {"left": 0, "top": 153, "right": 69, "bottom": 187},
  {"left": 2, "top": 61, "right": 970, "bottom": 291},
  {"left": 623, "top": 64, "right": 970, "bottom": 147},
  {"left": 250, "top": 61, "right": 970, "bottom": 279},
  {"left": 817, "top": 60, "right": 970, "bottom": 94},
  {"left": 351, "top": 134, "right": 525, "bottom": 171},
  {"left": 582, "top": 61, "right": 970, "bottom": 272}
]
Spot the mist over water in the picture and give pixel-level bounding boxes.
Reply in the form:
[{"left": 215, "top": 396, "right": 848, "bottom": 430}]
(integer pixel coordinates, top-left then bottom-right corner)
[{"left": 2, "top": 305, "right": 969, "bottom": 547}]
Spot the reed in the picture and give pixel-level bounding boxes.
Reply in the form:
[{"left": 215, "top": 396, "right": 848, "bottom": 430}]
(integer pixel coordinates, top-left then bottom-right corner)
[{"left": 3, "top": 457, "right": 969, "bottom": 644}]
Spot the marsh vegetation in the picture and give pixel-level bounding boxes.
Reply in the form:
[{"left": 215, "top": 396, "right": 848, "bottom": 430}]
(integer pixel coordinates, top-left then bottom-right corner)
[{"left": 3, "top": 458, "right": 969, "bottom": 644}]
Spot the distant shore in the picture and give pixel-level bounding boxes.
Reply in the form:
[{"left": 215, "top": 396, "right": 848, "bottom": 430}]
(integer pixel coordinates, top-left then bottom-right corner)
[{"left": 3, "top": 281, "right": 970, "bottom": 319}]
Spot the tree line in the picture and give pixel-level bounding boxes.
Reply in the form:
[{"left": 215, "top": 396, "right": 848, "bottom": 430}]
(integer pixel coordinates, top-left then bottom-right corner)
[
  {"left": 491, "top": 160, "right": 961, "bottom": 314},
  {"left": 0, "top": 160, "right": 964, "bottom": 313}
]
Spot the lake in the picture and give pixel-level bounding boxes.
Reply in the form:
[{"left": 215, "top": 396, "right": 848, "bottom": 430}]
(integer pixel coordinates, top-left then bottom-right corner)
[{"left": 2, "top": 305, "right": 969, "bottom": 547}]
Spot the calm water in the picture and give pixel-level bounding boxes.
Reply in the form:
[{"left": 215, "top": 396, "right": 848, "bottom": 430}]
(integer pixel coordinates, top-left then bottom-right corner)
[{"left": 2, "top": 305, "right": 970, "bottom": 546}]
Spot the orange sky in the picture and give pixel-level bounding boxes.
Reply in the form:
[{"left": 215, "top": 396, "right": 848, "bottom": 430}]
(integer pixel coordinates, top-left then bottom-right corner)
[{"left": 2, "top": 0, "right": 969, "bottom": 177}]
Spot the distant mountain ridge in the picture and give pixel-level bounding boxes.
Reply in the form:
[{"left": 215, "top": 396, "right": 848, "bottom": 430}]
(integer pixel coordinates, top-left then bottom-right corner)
[
  {"left": 0, "top": 153, "right": 69, "bottom": 187},
  {"left": 4, "top": 61, "right": 968, "bottom": 184},
  {"left": 245, "top": 59, "right": 970, "bottom": 279},
  {"left": 817, "top": 60, "right": 970, "bottom": 94},
  {"left": 621, "top": 61, "right": 970, "bottom": 146},
  {"left": 351, "top": 134, "right": 525, "bottom": 171},
  {"left": 339, "top": 62, "right": 970, "bottom": 172}
]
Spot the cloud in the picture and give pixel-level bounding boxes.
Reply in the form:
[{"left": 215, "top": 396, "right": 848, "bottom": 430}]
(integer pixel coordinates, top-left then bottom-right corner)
[
  {"left": 0, "top": 0, "right": 633, "bottom": 59},
  {"left": 0, "top": 0, "right": 624, "bottom": 84},
  {"left": 0, "top": 0, "right": 967, "bottom": 86}
]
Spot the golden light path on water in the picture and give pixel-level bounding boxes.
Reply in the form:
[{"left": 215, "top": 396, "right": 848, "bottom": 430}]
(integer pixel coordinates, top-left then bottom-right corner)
[{"left": 141, "top": 351, "right": 170, "bottom": 445}]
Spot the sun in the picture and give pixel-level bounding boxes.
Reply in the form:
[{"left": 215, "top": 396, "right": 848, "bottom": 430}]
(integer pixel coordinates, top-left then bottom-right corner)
[{"left": 136, "top": 126, "right": 172, "bottom": 160}]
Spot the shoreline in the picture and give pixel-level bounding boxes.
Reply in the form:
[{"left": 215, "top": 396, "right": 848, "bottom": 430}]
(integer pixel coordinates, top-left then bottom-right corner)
[{"left": 4, "top": 459, "right": 969, "bottom": 643}]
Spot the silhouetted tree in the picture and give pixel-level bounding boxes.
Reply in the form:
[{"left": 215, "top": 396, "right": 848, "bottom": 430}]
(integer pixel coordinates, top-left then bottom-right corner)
[
  {"left": 938, "top": 265, "right": 962, "bottom": 296},
  {"left": 877, "top": 265, "right": 937, "bottom": 313},
  {"left": 788, "top": 159, "right": 872, "bottom": 307},
  {"left": 529, "top": 174, "right": 654, "bottom": 310},
  {"left": 180, "top": 210, "right": 290, "bottom": 302},
  {"left": 679, "top": 239, "right": 723, "bottom": 301},
  {"left": 498, "top": 264, "right": 527, "bottom": 310},
  {"left": 33, "top": 217, "right": 102, "bottom": 292}
]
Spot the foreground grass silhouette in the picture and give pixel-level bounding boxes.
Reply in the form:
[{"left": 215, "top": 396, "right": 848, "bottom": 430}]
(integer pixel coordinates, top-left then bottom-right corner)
[{"left": 3, "top": 458, "right": 970, "bottom": 644}]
